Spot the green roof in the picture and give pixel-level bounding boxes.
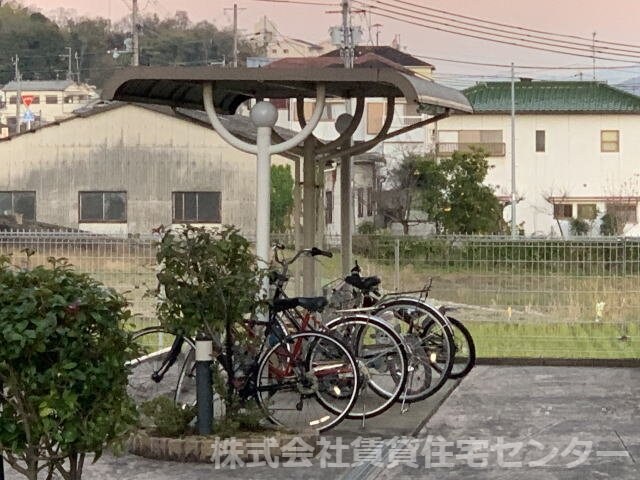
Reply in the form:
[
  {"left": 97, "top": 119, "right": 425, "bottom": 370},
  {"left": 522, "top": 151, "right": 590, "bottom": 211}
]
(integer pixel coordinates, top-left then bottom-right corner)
[{"left": 463, "top": 81, "right": 640, "bottom": 113}]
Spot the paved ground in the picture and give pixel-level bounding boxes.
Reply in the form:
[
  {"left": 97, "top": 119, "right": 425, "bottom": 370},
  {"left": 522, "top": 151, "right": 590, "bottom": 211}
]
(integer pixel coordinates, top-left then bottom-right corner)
[{"left": 3, "top": 366, "right": 639, "bottom": 479}]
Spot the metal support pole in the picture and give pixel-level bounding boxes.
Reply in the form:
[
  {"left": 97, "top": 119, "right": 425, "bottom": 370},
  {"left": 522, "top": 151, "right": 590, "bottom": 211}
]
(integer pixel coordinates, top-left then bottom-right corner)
[
  {"left": 510, "top": 62, "right": 517, "bottom": 237},
  {"left": 303, "top": 137, "right": 317, "bottom": 296},
  {"left": 195, "top": 338, "right": 213, "bottom": 435},
  {"left": 316, "top": 155, "right": 326, "bottom": 293},
  {"left": 293, "top": 157, "right": 302, "bottom": 296},
  {"left": 13, "top": 55, "right": 20, "bottom": 135},
  {"left": 255, "top": 122, "right": 272, "bottom": 294},
  {"left": 340, "top": 150, "right": 353, "bottom": 276}
]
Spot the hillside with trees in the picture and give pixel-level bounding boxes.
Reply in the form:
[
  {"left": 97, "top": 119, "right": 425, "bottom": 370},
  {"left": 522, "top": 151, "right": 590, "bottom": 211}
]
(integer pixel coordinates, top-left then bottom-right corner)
[{"left": 0, "top": 1, "right": 263, "bottom": 87}]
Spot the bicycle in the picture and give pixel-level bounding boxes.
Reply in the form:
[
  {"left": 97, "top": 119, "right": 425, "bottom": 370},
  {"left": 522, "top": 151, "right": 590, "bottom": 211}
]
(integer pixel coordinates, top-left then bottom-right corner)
[
  {"left": 269, "top": 244, "right": 409, "bottom": 420},
  {"left": 129, "top": 297, "right": 362, "bottom": 433},
  {"left": 331, "top": 261, "right": 476, "bottom": 383}
]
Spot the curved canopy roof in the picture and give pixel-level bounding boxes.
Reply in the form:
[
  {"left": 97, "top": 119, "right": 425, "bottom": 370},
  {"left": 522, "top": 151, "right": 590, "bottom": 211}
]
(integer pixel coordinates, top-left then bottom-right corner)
[{"left": 101, "top": 66, "right": 472, "bottom": 115}]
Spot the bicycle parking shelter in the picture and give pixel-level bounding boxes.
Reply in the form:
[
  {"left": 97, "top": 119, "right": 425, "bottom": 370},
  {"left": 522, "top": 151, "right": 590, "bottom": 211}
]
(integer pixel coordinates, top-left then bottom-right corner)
[{"left": 102, "top": 66, "right": 472, "bottom": 294}]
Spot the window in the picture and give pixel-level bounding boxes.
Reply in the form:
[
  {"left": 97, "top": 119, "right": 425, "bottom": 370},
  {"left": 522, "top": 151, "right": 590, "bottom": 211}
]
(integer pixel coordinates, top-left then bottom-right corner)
[
  {"left": 577, "top": 204, "right": 597, "bottom": 220},
  {"left": 607, "top": 203, "right": 637, "bottom": 224},
  {"left": 46, "top": 95, "right": 58, "bottom": 104},
  {"left": 64, "top": 95, "right": 74, "bottom": 104},
  {"left": 535, "top": 130, "right": 545, "bottom": 152},
  {"left": 0, "top": 191, "right": 36, "bottom": 221},
  {"left": 30, "top": 96, "right": 40, "bottom": 105},
  {"left": 357, "top": 188, "right": 364, "bottom": 217},
  {"left": 293, "top": 100, "right": 332, "bottom": 121},
  {"left": 325, "top": 191, "right": 333, "bottom": 225},
  {"left": 79, "top": 191, "right": 126, "bottom": 222},
  {"left": 553, "top": 203, "right": 572, "bottom": 219},
  {"left": 173, "top": 191, "right": 221, "bottom": 223},
  {"left": 458, "top": 130, "right": 503, "bottom": 143},
  {"left": 366, "top": 102, "right": 386, "bottom": 135},
  {"left": 9, "top": 96, "right": 17, "bottom": 105},
  {"left": 601, "top": 130, "right": 619, "bottom": 152},
  {"left": 366, "top": 187, "right": 373, "bottom": 216}
]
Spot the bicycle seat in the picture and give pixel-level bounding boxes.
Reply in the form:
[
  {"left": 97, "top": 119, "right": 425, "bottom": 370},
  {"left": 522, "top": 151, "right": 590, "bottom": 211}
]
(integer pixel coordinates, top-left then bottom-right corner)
[
  {"left": 272, "top": 296, "right": 328, "bottom": 313},
  {"left": 344, "top": 274, "right": 381, "bottom": 291}
]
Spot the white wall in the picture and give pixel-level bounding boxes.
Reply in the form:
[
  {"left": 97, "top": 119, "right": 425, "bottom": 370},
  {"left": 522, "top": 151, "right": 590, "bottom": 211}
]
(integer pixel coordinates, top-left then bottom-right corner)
[{"left": 431, "top": 113, "right": 640, "bottom": 236}]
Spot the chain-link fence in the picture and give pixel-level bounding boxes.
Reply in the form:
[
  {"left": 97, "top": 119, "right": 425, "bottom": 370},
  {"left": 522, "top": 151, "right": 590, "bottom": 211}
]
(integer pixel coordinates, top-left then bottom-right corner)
[
  {"left": 0, "top": 230, "right": 159, "bottom": 329},
  {"left": 2, "top": 231, "right": 638, "bottom": 359}
]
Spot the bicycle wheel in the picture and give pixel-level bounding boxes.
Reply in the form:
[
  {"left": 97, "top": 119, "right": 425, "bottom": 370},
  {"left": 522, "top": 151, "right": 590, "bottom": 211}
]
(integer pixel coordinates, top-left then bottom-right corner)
[
  {"left": 424, "top": 316, "right": 475, "bottom": 379},
  {"left": 256, "top": 331, "right": 360, "bottom": 433},
  {"left": 371, "top": 298, "right": 454, "bottom": 403},
  {"left": 323, "top": 314, "right": 408, "bottom": 419},
  {"left": 127, "top": 326, "right": 195, "bottom": 405}
]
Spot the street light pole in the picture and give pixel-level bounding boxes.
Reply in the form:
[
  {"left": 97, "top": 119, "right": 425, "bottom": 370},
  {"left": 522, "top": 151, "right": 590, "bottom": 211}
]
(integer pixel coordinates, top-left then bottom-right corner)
[{"left": 510, "top": 62, "right": 517, "bottom": 237}]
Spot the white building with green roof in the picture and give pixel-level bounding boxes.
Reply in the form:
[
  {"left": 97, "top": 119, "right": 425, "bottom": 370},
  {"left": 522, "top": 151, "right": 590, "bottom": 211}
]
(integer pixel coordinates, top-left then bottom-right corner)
[{"left": 431, "top": 79, "right": 640, "bottom": 237}]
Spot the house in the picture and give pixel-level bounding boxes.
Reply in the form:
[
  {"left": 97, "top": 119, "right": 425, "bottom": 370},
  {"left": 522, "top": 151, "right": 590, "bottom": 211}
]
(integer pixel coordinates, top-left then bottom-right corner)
[
  {"left": 250, "top": 16, "right": 333, "bottom": 59},
  {"left": 0, "top": 80, "right": 98, "bottom": 135},
  {"left": 0, "top": 102, "right": 292, "bottom": 236},
  {"left": 431, "top": 80, "right": 640, "bottom": 236},
  {"left": 267, "top": 47, "right": 436, "bottom": 235}
]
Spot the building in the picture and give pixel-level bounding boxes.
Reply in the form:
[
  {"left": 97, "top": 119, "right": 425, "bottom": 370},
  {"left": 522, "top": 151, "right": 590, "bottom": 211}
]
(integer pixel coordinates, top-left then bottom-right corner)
[
  {"left": 250, "top": 16, "right": 333, "bottom": 59},
  {"left": 268, "top": 47, "right": 436, "bottom": 235},
  {"left": 431, "top": 80, "right": 640, "bottom": 236},
  {"left": 0, "top": 102, "right": 291, "bottom": 236},
  {"left": 0, "top": 80, "right": 98, "bottom": 135}
]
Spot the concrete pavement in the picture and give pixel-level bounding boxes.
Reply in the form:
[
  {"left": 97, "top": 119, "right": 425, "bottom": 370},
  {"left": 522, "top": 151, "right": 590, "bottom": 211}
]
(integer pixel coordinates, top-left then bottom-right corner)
[{"left": 3, "top": 366, "right": 639, "bottom": 479}]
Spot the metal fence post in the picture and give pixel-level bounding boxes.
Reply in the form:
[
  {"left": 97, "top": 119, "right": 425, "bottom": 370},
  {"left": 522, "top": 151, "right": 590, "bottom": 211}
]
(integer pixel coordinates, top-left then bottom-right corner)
[
  {"left": 394, "top": 238, "right": 400, "bottom": 292},
  {"left": 195, "top": 336, "right": 213, "bottom": 435}
]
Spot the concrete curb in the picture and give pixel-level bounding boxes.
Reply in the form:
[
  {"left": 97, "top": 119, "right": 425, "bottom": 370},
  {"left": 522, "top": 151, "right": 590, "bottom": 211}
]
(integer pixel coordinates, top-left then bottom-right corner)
[
  {"left": 476, "top": 357, "right": 640, "bottom": 367},
  {"left": 129, "top": 430, "right": 319, "bottom": 463}
]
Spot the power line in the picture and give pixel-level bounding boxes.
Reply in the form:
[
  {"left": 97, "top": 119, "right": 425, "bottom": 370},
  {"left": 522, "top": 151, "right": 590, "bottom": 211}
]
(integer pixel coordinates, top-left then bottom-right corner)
[
  {"left": 375, "top": 0, "right": 640, "bottom": 50},
  {"left": 375, "top": 0, "right": 640, "bottom": 56},
  {"left": 354, "top": 2, "right": 640, "bottom": 63},
  {"left": 411, "top": 53, "right": 640, "bottom": 71}
]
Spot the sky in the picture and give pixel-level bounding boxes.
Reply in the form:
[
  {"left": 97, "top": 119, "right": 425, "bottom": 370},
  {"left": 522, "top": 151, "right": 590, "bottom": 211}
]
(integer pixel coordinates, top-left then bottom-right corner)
[{"left": 24, "top": 0, "right": 640, "bottom": 87}]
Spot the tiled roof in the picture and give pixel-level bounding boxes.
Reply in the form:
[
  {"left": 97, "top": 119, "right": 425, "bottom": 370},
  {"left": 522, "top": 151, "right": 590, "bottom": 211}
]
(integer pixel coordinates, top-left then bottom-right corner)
[
  {"left": 2, "top": 80, "right": 75, "bottom": 92},
  {"left": 321, "top": 46, "right": 433, "bottom": 68},
  {"left": 266, "top": 52, "right": 412, "bottom": 74},
  {"left": 464, "top": 80, "right": 640, "bottom": 113}
]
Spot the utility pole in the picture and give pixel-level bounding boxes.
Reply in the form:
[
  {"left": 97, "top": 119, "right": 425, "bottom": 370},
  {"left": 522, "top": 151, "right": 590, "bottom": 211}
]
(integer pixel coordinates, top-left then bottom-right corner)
[
  {"left": 13, "top": 55, "right": 21, "bottom": 135},
  {"left": 132, "top": 0, "right": 140, "bottom": 66},
  {"left": 373, "top": 23, "right": 382, "bottom": 46},
  {"left": 341, "top": 0, "right": 354, "bottom": 68},
  {"left": 233, "top": 4, "right": 238, "bottom": 67},
  {"left": 223, "top": 4, "right": 242, "bottom": 67},
  {"left": 510, "top": 62, "right": 517, "bottom": 237},
  {"left": 75, "top": 51, "right": 81, "bottom": 83},
  {"left": 61, "top": 47, "right": 73, "bottom": 80}
]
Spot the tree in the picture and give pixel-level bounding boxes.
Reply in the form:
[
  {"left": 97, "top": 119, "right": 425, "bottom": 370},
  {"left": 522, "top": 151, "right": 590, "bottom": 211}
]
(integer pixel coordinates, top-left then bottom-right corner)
[
  {"left": 426, "top": 150, "right": 503, "bottom": 234},
  {"left": 376, "top": 154, "right": 425, "bottom": 234},
  {"left": 270, "top": 164, "right": 294, "bottom": 233},
  {"left": 379, "top": 150, "right": 502, "bottom": 235}
]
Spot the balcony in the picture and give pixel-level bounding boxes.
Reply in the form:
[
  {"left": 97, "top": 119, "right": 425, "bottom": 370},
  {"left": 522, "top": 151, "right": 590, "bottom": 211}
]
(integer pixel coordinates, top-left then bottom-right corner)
[{"left": 436, "top": 142, "right": 506, "bottom": 157}]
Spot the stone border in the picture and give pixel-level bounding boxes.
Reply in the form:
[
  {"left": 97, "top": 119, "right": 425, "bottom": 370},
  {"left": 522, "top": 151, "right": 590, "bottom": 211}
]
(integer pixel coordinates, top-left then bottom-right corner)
[
  {"left": 130, "top": 429, "right": 319, "bottom": 463},
  {"left": 477, "top": 357, "right": 640, "bottom": 368}
]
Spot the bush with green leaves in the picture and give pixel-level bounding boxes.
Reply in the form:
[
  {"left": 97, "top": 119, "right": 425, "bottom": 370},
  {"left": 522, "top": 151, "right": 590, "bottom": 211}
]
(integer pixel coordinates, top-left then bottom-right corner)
[
  {"left": 153, "top": 225, "right": 264, "bottom": 421},
  {"left": 154, "top": 225, "right": 263, "bottom": 339},
  {"left": 570, "top": 218, "right": 590, "bottom": 236},
  {"left": 139, "top": 397, "right": 196, "bottom": 438},
  {"left": 0, "top": 255, "right": 138, "bottom": 480}
]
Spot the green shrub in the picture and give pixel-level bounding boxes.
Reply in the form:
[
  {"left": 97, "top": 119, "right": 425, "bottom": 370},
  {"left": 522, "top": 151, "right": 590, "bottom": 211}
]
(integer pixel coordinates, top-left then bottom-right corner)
[
  {"left": 139, "top": 397, "right": 196, "bottom": 437},
  {"left": 570, "top": 218, "right": 590, "bottom": 236},
  {"left": 0, "top": 255, "right": 138, "bottom": 480}
]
